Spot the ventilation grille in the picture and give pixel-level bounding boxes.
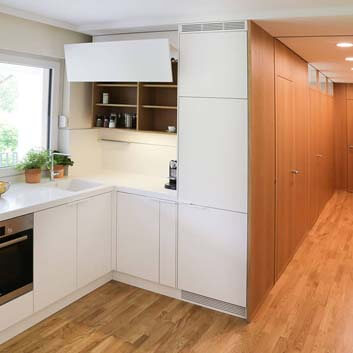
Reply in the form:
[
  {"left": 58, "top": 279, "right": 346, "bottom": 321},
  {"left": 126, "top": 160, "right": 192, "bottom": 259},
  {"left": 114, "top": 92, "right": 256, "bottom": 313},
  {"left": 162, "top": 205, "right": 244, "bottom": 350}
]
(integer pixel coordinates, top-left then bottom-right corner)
[
  {"left": 181, "top": 291, "right": 246, "bottom": 318},
  {"left": 181, "top": 21, "right": 246, "bottom": 33}
]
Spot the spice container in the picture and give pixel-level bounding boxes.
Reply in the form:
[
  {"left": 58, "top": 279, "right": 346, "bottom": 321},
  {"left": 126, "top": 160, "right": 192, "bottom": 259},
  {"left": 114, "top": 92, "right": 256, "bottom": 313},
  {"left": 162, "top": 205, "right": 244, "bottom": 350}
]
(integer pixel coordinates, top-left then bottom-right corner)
[
  {"left": 96, "top": 116, "right": 103, "bottom": 127},
  {"left": 102, "top": 92, "right": 109, "bottom": 104},
  {"left": 109, "top": 114, "right": 117, "bottom": 128},
  {"left": 103, "top": 116, "right": 109, "bottom": 128},
  {"left": 124, "top": 113, "right": 133, "bottom": 129}
]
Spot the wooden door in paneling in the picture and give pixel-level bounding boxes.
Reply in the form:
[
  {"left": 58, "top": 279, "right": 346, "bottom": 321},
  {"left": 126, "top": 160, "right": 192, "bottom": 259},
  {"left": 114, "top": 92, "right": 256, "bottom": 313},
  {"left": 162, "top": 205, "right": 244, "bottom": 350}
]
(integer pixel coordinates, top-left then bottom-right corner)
[
  {"left": 292, "top": 60, "right": 309, "bottom": 246},
  {"left": 276, "top": 76, "right": 295, "bottom": 278},
  {"left": 308, "top": 89, "right": 321, "bottom": 226},
  {"left": 347, "top": 100, "right": 353, "bottom": 192}
]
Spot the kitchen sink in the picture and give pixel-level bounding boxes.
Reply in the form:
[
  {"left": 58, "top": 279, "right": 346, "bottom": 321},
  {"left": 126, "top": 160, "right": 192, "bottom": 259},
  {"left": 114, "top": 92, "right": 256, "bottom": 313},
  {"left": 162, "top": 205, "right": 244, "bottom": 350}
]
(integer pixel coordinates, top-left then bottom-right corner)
[{"left": 46, "top": 179, "right": 102, "bottom": 192}]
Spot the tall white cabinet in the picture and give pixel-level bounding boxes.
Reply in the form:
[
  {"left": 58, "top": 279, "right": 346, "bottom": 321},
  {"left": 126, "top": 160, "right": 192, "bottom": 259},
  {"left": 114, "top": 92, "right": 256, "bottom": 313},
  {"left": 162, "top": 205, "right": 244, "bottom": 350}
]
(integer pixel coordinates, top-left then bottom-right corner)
[{"left": 178, "top": 25, "right": 248, "bottom": 314}]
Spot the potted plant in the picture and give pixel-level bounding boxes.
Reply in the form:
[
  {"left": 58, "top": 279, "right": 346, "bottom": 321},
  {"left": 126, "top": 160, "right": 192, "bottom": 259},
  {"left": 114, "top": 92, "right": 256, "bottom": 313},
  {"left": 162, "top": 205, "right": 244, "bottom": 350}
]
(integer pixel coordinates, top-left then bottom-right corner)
[
  {"left": 52, "top": 151, "right": 74, "bottom": 179},
  {"left": 16, "top": 149, "right": 48, "bottom": 183}
]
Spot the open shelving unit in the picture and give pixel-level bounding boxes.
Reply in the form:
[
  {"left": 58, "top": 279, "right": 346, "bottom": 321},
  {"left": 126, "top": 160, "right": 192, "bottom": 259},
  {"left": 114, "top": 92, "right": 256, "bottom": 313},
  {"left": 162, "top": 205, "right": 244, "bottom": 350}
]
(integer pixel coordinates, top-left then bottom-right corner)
[{"left": 92, "top": 61, "right": 178, "bottom": 134}]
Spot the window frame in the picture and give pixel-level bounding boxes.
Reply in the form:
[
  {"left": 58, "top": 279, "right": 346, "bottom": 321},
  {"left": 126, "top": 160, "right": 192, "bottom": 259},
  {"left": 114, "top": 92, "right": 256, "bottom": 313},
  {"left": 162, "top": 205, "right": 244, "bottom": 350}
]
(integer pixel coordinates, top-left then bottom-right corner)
[{"left": 0, "top": 50, "right": 61, "bottom": 177}]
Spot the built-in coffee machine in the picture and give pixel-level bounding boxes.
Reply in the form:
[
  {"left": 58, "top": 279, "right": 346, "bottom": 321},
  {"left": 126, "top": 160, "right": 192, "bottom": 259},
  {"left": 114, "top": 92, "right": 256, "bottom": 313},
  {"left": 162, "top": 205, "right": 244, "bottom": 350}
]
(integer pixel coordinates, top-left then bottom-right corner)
[{"left": 165, "top": 160, "right": 177, "bottom": 190}]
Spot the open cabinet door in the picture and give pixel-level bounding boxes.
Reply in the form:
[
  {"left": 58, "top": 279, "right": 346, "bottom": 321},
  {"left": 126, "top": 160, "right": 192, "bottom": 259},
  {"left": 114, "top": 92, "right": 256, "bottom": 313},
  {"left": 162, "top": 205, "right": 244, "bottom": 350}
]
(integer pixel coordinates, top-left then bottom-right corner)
[{"left": 64, "top": 39, "right": 173, "bottom": 82}]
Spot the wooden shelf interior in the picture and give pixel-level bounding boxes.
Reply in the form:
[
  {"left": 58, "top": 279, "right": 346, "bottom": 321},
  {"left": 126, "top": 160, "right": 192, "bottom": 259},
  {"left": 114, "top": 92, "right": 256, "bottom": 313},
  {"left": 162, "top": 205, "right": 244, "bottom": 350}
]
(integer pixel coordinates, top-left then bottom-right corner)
[{"left": 92, "top": 61, "right": 178, "bottom": 133}]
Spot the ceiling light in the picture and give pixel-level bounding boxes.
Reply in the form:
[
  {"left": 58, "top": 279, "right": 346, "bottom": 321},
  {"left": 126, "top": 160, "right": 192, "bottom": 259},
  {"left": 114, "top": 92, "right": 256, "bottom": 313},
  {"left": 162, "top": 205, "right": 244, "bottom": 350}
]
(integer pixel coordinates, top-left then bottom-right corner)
[
  {"left": 337, "top": 42, "right": 353, "bottom": 48},
  {"left": 346, "top": 57, "right": 353, "bottom": 61}
]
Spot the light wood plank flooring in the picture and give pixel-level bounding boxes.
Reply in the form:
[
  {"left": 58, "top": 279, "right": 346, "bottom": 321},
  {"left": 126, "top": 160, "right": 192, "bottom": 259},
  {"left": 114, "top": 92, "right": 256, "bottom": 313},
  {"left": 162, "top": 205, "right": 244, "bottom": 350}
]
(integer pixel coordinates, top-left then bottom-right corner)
[{"left": 2, "top": 191, "right": 353, "bottom": 353}]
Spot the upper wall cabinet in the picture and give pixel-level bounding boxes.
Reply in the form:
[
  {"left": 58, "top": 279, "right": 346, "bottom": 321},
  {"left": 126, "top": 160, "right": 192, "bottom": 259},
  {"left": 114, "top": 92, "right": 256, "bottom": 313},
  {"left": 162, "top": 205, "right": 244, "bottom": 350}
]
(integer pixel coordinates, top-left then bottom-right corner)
[
  {"left": 179, "top": 31, "right": 248, "bottom": 98},
  {"left": 64, "top": 39, "right": 173, "bottom": 82}
]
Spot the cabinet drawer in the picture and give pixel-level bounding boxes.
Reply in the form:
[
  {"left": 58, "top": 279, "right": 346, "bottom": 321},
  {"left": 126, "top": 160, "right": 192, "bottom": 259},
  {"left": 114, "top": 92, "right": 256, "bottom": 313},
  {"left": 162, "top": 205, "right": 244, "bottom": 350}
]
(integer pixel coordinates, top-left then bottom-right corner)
[{"left": 0, "top": 292, "right": 33, "bottom": 332}]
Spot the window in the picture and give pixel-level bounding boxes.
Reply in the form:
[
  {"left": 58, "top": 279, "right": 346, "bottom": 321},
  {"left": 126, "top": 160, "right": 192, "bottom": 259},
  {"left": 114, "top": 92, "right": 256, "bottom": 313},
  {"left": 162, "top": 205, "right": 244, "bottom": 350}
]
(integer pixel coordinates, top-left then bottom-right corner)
[
  {"left": 319, "top": 72, "right": 327, "bottom": 94},
  {"left": 0, "top": 52, "right": 60, "bottom": 171},
  {"left": 308, "top": 65, "right": 317, "bottom": 87}
]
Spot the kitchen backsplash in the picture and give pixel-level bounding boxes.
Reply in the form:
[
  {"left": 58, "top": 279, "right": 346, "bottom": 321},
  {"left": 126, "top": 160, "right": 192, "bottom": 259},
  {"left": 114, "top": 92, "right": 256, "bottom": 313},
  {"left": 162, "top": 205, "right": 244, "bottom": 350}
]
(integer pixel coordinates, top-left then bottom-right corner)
[{"left": 60, "top": 128, "right": 177, "bottom": 178}]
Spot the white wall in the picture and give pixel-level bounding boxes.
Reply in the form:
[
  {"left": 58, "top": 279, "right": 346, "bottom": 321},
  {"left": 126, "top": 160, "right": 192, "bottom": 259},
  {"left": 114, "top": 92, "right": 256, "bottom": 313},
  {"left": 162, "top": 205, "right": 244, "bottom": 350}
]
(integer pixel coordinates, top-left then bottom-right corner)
[
  {"left": 59, "top": 129, "right": 102, "bottom": 176},
  {"left": 65, "top": 128, "right": 177, "bottom": 178},
  {"left": 0, "top": 12, "right": 90, "bottom": 59}
]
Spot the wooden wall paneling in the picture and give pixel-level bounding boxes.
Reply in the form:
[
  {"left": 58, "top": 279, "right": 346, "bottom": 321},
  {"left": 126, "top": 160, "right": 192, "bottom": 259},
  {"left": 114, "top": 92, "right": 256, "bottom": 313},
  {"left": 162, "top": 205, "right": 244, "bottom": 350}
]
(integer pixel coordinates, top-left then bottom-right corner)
[
  {"left": 327, "top": 96, "right": 335, "bottom": 199},
  {"left": 308, "top": 88, "right": 320, "bottom": 227},
  {"left": 346, "top": 83, "right": 353, "bottom": 100},
  {"left": 275, "top": 75, "right": 295, "bottom": 279},
  {"left": 274, "top": 41, "right": 312, "bottom": 280},
  {"left": 333, "top": 84, "right": 347, "bottom": 190},
  {"left": 319, "top": 94, "right": 328, "bottom": 209},
  {"left": 347, "top": 99, "right": 353, "bottom": 192},
  {"left": 274, "top": 40, "right": 294, "bottom": 81},
  {"left": 292, "top": 56, "right": 309, "bottom": 247},
  {"left": 247, "top": 22, "right": 276, "bottom": 320}
]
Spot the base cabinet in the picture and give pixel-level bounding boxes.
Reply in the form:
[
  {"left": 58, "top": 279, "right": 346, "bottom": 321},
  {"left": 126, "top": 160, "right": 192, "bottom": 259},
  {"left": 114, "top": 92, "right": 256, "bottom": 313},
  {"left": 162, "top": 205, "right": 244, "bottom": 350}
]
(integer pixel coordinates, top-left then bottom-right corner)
[
  {"left": 117, "top": 192, "right": 177, "bottom": 287},
  {"left": 77, "top": 193, "right": 112, "bottom": 288},
  {"left": 159, "top": 202, "right": 177, "bottom": 288},
  {"left": 117, "top": 192, "right": 160, "bottom": 282},
  {"left": 178, "top": 204, "right": 247, "bottom": 307},
  {"left": 34, "top": 192, "right": 112, "bottom": 312},
  {"left": 34, "top": 203, "right": 77, "bottom": 312}
]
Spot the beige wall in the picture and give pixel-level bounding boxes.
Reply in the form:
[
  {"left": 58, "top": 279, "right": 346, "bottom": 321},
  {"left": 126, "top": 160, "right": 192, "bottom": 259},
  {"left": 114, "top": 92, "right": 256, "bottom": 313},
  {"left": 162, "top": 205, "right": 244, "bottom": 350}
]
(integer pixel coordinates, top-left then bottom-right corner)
[{"left": 0, "top": 12, "right": 90, "bottom": 58}]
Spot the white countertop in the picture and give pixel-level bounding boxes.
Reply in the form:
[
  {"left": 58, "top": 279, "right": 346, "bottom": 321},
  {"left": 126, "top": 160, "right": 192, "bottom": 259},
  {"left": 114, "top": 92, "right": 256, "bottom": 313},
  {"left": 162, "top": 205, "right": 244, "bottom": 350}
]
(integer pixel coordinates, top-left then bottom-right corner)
[
  {"left": 79, "top": 171, "right": 177, "bottom": 201},
  {"left": 0, "top": 171, "right": 177, "bottom": 221}
]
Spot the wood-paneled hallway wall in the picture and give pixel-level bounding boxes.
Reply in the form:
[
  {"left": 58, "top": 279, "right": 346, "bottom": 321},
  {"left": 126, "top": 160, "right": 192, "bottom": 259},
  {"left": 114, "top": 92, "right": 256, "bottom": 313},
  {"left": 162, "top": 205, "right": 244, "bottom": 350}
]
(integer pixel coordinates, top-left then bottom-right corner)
[{"left": 249, "top": 21, "right": 335, "bottom": 319}]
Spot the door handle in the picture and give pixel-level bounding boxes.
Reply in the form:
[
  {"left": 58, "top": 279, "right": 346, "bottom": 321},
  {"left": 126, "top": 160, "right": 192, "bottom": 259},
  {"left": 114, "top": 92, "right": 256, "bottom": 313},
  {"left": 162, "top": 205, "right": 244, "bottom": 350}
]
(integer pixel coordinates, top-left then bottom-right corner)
[
  {"left": 291, "top": 170, "right": 302, "bottom": 175},
  {"left": 348, "top": 145, "right": 353, "bottom": 150},
  {"left": 0, "top": 235, "right": 28, "bottom": 249}
]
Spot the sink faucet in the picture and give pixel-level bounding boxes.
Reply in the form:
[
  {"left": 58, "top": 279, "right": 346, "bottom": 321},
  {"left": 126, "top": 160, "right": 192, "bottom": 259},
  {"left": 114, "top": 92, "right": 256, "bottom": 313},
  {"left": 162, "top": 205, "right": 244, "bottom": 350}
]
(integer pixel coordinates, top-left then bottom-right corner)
[{"left": 50, "top": 151, "right": 70, "bottom": 181}]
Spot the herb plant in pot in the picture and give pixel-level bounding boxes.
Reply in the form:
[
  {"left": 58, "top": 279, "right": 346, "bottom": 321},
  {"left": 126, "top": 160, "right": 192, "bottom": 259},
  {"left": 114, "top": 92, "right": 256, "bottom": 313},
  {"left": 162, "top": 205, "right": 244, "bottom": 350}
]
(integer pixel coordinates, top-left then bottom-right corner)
[
  {"left": 16, "top": 149, "right": 48, "bottom": 184},
  {"left": 52, "top": 151, "right": 74, "bottom": 179}
]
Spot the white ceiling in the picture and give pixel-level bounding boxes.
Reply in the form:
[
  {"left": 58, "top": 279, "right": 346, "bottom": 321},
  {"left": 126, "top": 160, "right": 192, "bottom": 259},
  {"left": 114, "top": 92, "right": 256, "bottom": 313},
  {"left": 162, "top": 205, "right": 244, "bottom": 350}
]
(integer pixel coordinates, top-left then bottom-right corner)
[
  {"left": 278, "top": 36, "right": 353, "bottom": 83},
  {"left": 3, "top": 1, "right": 353, "bottom": 82},
  {"left": 2, "top": 0, "right": 353, "bottom": 34}
]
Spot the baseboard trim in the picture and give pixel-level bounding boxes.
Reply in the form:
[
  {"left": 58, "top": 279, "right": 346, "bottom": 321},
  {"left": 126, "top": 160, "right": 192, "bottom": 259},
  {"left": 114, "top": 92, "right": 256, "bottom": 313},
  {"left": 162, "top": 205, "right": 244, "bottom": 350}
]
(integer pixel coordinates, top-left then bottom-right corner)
[
  {"left": 112, "top": 272, "right": 246, "bottom": 319},
  {"left": 112, "top": 271, "right": 181, "bottom": 300},
  {"left": 0, "top": 273, "right": 112, "bottom": 345}
]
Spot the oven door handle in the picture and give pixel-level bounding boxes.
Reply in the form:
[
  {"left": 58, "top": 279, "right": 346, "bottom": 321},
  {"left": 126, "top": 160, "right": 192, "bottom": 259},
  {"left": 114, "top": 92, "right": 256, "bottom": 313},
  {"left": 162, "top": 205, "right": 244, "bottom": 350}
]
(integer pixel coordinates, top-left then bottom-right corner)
[{"left": 0, "top": 235, "right": 28, "bottom": 249}]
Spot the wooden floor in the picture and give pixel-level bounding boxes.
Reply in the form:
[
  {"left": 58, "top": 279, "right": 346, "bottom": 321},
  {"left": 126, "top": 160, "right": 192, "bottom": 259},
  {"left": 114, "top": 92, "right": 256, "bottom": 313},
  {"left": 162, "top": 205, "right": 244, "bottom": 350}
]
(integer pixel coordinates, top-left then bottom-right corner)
[{"left": 2, "top": 191, "right": 353, "bottom": 353}]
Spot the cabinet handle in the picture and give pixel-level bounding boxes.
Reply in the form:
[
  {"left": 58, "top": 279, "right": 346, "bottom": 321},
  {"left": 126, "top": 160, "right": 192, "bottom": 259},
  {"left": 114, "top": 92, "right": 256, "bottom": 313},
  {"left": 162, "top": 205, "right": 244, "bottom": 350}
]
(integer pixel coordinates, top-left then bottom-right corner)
[
  {"left": 349, "top": 145, "right": 353, "bottom": 150},
  {"left": 316, "top": 154, "right": 323, "bottom": 158}
]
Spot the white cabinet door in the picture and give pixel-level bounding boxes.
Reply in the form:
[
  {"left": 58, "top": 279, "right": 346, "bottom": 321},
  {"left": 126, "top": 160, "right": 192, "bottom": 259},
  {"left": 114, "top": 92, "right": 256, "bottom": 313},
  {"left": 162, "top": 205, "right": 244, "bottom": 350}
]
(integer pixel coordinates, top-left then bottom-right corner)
[
  {"left": 178, "top": 204, "right": 247, "bottom": 307},
  {"left": 159, "top": 202, "right": 177, "bottom": 288},
  {"left": 77, "top": 193, "right": 112, "bottom": 288},
  {"left": 179, "top": 31, "right": 248, "bottom": 98},
  {"left": 117, "top": 192, "right": 160, "bottom": 282},
  {"left": 34, "top": 203, "right": 77, "bottom": 312},
  {"left": 178, "top": 97, "right": 248, "bottom": 213}
]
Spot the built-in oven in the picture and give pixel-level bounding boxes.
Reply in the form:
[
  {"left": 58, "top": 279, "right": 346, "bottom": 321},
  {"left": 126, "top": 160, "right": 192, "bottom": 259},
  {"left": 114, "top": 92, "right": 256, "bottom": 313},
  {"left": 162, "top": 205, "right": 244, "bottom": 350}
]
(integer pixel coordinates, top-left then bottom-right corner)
[{"left": 0, "top": 214, "right": 33, "bottom": 306}]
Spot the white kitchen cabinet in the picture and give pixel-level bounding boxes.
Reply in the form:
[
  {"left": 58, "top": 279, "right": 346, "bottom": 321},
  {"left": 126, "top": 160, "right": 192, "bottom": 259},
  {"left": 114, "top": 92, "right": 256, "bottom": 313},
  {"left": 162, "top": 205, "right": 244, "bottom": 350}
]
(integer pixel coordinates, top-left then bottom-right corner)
[
  {"left": 0, "top": 292, "right": 33, "bottom": 332},
  {"left": 179, "top": 31, "right": 248, "bottom": 98},
  {"left": 159, "top": 202, "right": 177, "bottom": 288},
  {"left": 178, "top": 97, "right": 248, "bottom": 213},
  {"left": 65, "top": 39, "right": 172, "bottom": 82},
  {"left": 117, "top": 192, "right": 160, "bottom": 282},
  {"left": 34, "top": 203, "right": 77, "bottom": 312},
  {"left": 77, "top": 193, "right": 112, "bottom": 288},
  {"left": 178, "top": 204, "right": 247, "bottom": 307}
]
